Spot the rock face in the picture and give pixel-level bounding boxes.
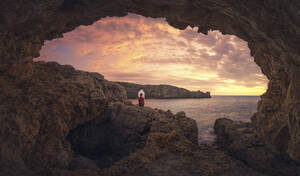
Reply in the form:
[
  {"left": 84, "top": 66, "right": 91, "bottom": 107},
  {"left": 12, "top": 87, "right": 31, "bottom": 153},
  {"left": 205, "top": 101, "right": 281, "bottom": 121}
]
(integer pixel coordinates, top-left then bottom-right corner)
[
  {"left": 214, "top": 118, "right": 300, "bottom": 176},
  {"left": 50, "top": 102, "right": 266, "bottom": 176},
  {"left": 0, "top": 61, "right": 127, "bottom": 174},
  {"left": 0, "top": 0, "right": 299, "bottom": 173},
  {"left": 67, "top": 102, "right": 198, "bottom": 169},
  {"left": 0, "top": 61, "right": 267, "bottom": 175},
  {"left": 0, "top": 60, "right": 268, "bottom": 176},
  {"left": 117, "top": 82, "right": 211, "bottom": 99}
]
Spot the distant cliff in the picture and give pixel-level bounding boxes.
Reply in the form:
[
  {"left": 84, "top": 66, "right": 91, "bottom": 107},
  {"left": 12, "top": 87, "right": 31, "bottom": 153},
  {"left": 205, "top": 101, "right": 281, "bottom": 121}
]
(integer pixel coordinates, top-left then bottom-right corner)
[{"left": 116, "top": 82, "right": 211, "bottom": 99}]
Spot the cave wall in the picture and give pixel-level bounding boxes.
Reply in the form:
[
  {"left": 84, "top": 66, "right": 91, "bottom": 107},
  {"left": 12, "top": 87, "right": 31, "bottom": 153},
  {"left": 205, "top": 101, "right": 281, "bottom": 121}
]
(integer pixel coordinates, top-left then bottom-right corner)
[
  {"left": 0, "top": 60, "right": 127, "bottom": 171},
  {"left": 0, "top": 0, "right": 299, "bottom": 163}
]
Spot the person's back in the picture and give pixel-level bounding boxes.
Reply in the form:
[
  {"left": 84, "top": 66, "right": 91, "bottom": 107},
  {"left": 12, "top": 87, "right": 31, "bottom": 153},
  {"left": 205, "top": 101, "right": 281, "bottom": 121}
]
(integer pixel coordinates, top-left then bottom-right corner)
[
  {"left": 138, "top": 95, "right": 144, "bottom": 107},
  {"left": 138, "top": 91, "right": 145, "bottom": 107}
]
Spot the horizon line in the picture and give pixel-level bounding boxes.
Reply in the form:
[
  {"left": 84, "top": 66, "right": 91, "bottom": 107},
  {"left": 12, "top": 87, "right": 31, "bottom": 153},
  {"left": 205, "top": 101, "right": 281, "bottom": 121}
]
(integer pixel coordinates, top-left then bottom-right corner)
[{"left": 212, "top": 94, "right": 261, "bottom": 96}]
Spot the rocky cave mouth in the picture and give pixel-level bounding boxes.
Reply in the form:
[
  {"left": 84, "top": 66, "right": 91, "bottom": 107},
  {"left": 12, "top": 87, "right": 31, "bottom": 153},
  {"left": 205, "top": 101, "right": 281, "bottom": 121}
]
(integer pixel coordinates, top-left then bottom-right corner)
[
  {"left": 39, "top": 13, "right": 268, "bottom": 154},
  {"left": 37, "top": 13, "right": 270, "bottom": 167},
  {"left": 1, "top": 0, "right": 299, "bottom": 175},
  {"left": 66, "top": 108, "right": 150, "bottom": 169},
  {"left": 37, "top": 13, "right": 267, "bottom": 97}
]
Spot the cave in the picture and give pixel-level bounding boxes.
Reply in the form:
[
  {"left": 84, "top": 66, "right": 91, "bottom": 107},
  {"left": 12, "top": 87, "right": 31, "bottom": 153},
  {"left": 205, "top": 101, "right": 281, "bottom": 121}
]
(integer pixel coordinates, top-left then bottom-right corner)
[
  {"left": 0, "top": 0, "right": 299, "bottom": 175},
  {"left": 66, "top": 107, "right": 150, "bottom": 169}
]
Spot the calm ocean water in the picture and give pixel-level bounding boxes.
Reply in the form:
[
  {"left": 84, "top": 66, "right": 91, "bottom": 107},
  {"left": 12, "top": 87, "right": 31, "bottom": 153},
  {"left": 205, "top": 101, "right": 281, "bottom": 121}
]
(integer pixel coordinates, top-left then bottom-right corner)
[{"left": 130, "top": 96, "right": 260, "bottom": 144}]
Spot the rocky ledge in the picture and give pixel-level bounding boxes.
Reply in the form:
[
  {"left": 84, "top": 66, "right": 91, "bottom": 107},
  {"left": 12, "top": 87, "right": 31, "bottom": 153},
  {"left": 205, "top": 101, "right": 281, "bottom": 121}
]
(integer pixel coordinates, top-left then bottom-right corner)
[
  {"left": 0, "top": 61, "right": 265, "bottom": 176},
  {"left": 0, "top": 61, "right": 127, "bottom": 175},
  {"left": 116, "top": 82, "right": 211, "bottom": 99},
  {"left": 214, "top": 118, "right": 300, "bottom": 176},
  {"left": 54, "top": 102, "right": 265, "bottom": 176}
]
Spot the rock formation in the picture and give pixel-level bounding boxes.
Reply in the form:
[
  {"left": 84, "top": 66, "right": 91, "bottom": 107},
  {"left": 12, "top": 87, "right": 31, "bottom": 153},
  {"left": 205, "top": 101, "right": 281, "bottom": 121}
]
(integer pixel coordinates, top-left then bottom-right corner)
[
  {"left": 0, "top": 61, "right": 264, "bottom": 175},
  {"left": 0, "top": 61, "right": 127, "bottom": 174},
  {"left": 117, "top": 82, "right": 211, "bottom": 99},
  {"left": 214, "top": 118, "right": 300, "bottom": 176},
  {"left": 0, "top": 0, "right": 299, "bottom": 175},
  {"left": 67, "top": 102, "right": 198, "bottom": 170}
]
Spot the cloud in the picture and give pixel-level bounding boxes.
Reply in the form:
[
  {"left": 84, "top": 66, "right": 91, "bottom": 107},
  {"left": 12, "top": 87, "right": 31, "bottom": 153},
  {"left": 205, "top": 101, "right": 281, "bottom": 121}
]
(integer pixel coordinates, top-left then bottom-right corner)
[
  {"left": 179, "top": 28, "right": 199, "bottom": 41},
  {"left": 36, "top": 13, "right": 267, "bottom": 95}
]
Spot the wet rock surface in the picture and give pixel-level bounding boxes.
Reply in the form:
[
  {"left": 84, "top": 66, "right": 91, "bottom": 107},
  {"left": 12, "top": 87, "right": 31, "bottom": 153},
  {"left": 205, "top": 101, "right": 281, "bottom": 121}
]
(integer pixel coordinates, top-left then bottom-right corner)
[{"left": 117, "top": 82, "right": 211, "bottom": 99}]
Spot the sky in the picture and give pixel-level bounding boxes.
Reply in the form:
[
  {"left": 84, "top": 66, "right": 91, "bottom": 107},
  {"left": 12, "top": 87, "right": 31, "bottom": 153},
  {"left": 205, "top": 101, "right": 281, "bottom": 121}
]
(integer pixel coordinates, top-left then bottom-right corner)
[{"left": 37, "top": 14, "right": 267, "bottom": 95}]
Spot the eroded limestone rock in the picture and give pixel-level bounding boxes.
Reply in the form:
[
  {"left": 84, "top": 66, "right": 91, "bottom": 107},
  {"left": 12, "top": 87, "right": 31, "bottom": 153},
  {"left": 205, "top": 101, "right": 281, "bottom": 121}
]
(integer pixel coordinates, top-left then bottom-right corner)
[
  {"left": 0, "top": 61, "right": 127, "bottom": 174},
  {"left": 67, "top": 102, "right": 198, "bottom": 169},
  {"left": 214, "top": 118, "right": 300, "bottom": 176},
  {"left": 59, "top": 103, "right": 265, "bottom": 176},
  {"left": 0, "top": 60, "right": 266, "bottom": 176}
]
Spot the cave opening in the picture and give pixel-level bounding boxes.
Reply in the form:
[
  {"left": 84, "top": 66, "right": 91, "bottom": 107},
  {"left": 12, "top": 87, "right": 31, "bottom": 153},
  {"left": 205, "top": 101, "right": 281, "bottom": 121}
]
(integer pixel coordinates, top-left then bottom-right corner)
[
  {"left": 1, "top": 0, "right": 299, "bottom": 175},
  {"left": 33, "top": 13, "right": 269, "bottom": 166},
  {"left": 66, "top": 106, "right": 150, "bottom": 169},
  {"left": 35, "top": 13, "right": 267, "bottom": 96}
]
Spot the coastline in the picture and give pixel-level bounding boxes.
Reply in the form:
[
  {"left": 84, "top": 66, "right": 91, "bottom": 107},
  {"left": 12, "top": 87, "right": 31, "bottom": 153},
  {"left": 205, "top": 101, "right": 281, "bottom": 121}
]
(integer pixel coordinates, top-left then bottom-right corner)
[{"left": 117, "top": 81, "right": 211, "bottom": 99}]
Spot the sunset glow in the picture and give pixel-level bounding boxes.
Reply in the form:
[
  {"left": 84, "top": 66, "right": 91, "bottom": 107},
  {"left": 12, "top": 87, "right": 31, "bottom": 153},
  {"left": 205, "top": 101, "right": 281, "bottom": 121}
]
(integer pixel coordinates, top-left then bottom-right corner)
[{"left": 37, "top": 14, "right": 267, "bottom": 95}]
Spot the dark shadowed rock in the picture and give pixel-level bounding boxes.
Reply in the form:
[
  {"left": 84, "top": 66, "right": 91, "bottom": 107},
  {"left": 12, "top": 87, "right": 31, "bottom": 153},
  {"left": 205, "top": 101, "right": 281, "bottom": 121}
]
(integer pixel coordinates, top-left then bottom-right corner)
[
  {"left": 214, "top": 118, "right": 300, "bottom": 176},
  {"left": 66, "top": 103, "right": 266, "bottom": 176},
  {"left": 0, "top": 61, "right": 127, "bottom": 174},
  {"left": 117, "top": 82, "right": 211, "bottom": 99},
  {"left": 69, "top": 156, "right": 99, "bottom": 171},
  {"left": 67, "top": 102, "right": 198, "bottom": 169}
]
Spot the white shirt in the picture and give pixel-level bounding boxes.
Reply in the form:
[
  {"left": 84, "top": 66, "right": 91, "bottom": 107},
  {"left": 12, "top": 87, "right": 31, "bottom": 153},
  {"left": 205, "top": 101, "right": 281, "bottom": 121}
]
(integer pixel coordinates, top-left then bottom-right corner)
[{"left": 138, "top": 89, "right": 145, "bottom": 98}]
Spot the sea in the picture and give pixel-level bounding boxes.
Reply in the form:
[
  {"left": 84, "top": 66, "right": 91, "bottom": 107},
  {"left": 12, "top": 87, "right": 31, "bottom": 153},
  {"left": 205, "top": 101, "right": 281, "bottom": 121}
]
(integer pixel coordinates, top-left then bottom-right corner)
[{"left": 129, "top": 96, "right": 260, "bottom": 144}]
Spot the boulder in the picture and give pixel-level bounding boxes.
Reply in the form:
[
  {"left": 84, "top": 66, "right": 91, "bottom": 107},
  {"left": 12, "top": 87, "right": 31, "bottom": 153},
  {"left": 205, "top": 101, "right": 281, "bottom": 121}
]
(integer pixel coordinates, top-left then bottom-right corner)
[
  {"left": 66, "top": 103, "right": 265, "bottom": 176},
  {"left": 214, "top": 118, "right": 300, "bottom": 176},
  {"left": 0, "top": 61, "right": 127, "bottom": 173},
  {"left": 67, "top": 102, "right": 199, "bottom": 169}
]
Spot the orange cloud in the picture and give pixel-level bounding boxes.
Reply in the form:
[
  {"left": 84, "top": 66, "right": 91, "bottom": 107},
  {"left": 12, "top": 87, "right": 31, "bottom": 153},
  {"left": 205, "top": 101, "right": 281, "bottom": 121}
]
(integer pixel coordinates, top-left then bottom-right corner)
[{"left": 37, "top": 14, "right": 267, "bottom": 95}]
